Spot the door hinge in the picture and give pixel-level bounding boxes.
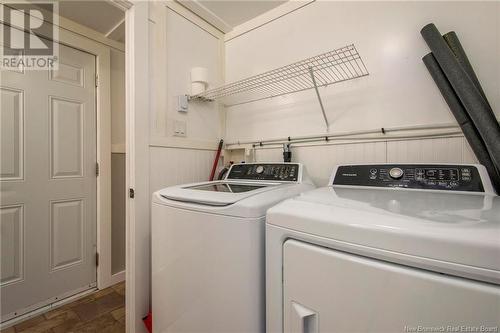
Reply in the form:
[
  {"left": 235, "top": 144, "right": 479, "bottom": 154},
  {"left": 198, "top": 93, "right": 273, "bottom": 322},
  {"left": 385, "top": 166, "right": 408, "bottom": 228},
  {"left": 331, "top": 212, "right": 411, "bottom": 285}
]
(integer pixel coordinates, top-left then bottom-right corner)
[
  {"left": 96, "top": 252, "right": 99, "bottom": 266},
  {"left": 129, "top": 188, "right": 135, "bottom": 198},
  {"left": 96, "top": 162, "right": 99, "bottom": 176},
  {"left": 95, "top": 74, "right": 99, "bottom": 87}
]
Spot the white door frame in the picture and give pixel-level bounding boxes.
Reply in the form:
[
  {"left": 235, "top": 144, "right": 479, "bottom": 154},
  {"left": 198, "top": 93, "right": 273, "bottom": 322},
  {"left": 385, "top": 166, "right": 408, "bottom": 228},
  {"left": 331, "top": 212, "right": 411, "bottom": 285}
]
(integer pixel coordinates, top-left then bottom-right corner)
[
  {"left": 1, "top": 6, "right": 125, "bottom": 291},
  {"left": 124, "top": 2, "right": 148, "bottom": 332}
]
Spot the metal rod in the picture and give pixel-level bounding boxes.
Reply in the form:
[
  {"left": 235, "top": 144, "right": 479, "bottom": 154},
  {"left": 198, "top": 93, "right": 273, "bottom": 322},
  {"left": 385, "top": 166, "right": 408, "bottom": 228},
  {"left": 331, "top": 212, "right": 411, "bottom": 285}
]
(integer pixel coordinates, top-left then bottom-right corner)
[
  {"left": 251, "top": 131, "right": 463, "bottom": 148},
  {"left": 308, "top": 67, "right": 329, "bottom": 130},
  {"left": 252, "top": 132, "right": 462, "bottom": 148},
  {"left": 225, "top": 122, "right": 464, "bottom": 146}
]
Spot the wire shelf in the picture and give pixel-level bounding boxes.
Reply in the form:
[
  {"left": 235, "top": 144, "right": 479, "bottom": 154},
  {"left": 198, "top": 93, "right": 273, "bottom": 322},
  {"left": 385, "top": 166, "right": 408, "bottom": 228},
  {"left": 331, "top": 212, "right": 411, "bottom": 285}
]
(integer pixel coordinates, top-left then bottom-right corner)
[{"left": 190, "top": 44, "right": 369, "bottom": 107}]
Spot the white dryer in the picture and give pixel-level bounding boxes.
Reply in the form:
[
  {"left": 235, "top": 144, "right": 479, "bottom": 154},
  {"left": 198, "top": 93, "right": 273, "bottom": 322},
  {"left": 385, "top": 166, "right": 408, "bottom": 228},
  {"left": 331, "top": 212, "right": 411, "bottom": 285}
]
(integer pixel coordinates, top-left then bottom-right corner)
[
  {"left": 152, "top": 163, "right": 314, "bottom": 333},
  {"left": 266, "top": 164, "right": 500, "bottom": 333}
]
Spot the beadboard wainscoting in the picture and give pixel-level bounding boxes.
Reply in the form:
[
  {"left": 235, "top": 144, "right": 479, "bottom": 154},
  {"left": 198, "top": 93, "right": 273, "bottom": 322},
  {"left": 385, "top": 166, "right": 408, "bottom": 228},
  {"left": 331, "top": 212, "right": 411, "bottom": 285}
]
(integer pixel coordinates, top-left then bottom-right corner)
[{"left": 149, "top": 147, "right": 219, "bottom": 192}]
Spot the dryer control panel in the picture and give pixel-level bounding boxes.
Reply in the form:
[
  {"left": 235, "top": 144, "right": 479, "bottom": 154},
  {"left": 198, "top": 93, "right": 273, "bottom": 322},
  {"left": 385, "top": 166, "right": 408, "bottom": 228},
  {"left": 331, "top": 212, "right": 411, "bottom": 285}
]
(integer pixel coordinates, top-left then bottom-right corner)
[
  {"left": 227, "top": 163, "right": 299, "bottom": 182},
  {"left": 332, "top": 164, "right": 485, "bottom": 192}
]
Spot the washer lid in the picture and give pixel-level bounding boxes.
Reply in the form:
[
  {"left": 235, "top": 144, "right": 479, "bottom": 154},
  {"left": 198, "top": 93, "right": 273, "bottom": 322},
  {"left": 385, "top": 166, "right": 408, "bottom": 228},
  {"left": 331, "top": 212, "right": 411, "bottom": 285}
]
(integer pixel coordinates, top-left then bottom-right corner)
[
  {"left": 158, "top": 181, "right": 280, "bottom": 206},
  {"left": 267, "top": 186, "right": 500, "bottom": 282}
]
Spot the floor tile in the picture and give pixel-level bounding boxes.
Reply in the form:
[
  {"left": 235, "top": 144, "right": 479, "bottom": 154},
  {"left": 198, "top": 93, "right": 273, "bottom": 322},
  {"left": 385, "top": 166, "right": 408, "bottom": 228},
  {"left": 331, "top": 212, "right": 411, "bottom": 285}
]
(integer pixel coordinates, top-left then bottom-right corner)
[
  {"left": 93, "top": 288, "right": 115, "bottom": 299},
  {"left": 65, "top": 294, "right": 96, "bottom": 309},
  {"left": 0, "top": 326, "right": 15, "bottom": 333},
  {"left": 13, "top": 315, "right": 45, "bottom": 332},
  {"left": 44, "top": 305, "right": 71, "bottom": 320},
  {"left": 103, "top": 320, "right": 125, "bottom": 333},
  {"left": 49, "top": 310, "right": 82, "bottom": 333},
  {"left": 17, "top": 310, "right": 79, "bottom": 333},
  {"left": 110, "top": 307, "right": 125, "bottom": 321},
  {"left": 96, "top": 293, "right": 125, "bottom": 313},
  {"left": 117, "top": 315, "right": 125, "bottom": 325},
  {"left": 112, "top": 282, "right": 125, "bottom": 296},
  {"left": 70, "top": 313, "right": 117, "bottom": 333},
  {"left": 72, "top": 293, "right": 124, "bottom": 322},
  {"left": 8, "top": 282, "right": 125, "bottom": 333}
]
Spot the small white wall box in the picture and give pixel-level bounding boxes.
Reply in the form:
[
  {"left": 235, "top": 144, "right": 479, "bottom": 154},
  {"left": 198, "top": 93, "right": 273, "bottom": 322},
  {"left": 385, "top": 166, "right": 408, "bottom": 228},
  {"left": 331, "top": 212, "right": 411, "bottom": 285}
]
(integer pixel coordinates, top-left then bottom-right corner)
[
  {"left": 177, "top": 95, "right": 189, "bottom": 113},
  {"left": 223, "top": 147, "right": 255, "bottom": 164},
  {"left": 174, "top": 120, "right": 187, "bottom": 137}
]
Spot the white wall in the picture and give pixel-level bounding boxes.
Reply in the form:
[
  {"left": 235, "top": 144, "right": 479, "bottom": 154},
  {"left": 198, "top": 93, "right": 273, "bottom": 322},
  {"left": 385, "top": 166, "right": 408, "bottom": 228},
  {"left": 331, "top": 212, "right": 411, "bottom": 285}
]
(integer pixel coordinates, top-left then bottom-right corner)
[
  {"left": 149, "top": 3, "right": 223, "bottom": 189},
  {"left": 150, "top": 5, "right": 223, "bottom": 146},
  {"left": 149, "top": 147, "right": 218, "bottom": 192},
  {"left": 111, "top": 49, "right": 126, "bottom": 152},
  {"left": 110, "top": 49, "right": 126, "bottom": 275},
  {"left": 223, "top": 1, "right": 499, "bottom": 184},
  {"left": 111, "top": 152, "right": 126, "bottom": 274}
]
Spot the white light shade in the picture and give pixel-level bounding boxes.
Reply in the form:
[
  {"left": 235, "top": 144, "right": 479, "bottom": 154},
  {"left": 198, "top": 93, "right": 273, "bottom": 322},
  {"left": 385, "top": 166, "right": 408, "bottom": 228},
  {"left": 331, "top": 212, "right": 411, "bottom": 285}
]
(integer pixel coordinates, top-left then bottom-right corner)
[
  {"left": 190, "top": 67, "right": 208, "bottom": 95},
  {"left": 190, "top": 67, "right": 208, "bottom": 83}
]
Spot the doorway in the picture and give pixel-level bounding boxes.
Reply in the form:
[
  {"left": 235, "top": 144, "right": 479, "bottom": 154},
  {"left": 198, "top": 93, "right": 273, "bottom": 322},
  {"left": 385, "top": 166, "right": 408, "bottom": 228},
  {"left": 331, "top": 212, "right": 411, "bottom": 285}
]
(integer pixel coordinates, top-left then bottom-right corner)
[
  {"left": 1, "top": 0, "right": 127, "bottom": 328},
  {"left": 1, "top": 39, "right": 98, "bottom": 321},
  {"left": 0, "top": 0, "right": 132, "bottom": 329}
]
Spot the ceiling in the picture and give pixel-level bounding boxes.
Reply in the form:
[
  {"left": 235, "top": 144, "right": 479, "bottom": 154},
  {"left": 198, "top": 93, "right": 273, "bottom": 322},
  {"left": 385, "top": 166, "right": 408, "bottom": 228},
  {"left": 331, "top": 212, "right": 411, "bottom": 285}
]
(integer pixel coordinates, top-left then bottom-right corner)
[
  {"left": 57, "top": 1, "right": 125, "bottom": 43},
  {"left": 49, "top": 0, "right": 287, "bottom": 42},
  {"left": 197, "top": 1, "right": 287, "bottom": 28},
  {"left": 179, "top": 0, "right": 287, "bottom": 32}
]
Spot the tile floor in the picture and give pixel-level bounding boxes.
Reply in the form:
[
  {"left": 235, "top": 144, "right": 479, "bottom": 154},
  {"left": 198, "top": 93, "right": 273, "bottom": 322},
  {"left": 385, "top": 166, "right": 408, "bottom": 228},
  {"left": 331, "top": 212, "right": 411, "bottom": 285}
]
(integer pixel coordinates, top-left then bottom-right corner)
[{"left": 1, "top": 282, "right": 125, "bottom": 333}]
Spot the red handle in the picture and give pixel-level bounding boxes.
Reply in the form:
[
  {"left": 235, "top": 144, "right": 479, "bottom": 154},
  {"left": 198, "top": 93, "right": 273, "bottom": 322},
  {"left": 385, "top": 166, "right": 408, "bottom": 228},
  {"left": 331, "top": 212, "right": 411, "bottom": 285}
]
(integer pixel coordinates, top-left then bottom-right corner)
[{"left": 209, "top": 139, "right": 224, "bottom": 181}]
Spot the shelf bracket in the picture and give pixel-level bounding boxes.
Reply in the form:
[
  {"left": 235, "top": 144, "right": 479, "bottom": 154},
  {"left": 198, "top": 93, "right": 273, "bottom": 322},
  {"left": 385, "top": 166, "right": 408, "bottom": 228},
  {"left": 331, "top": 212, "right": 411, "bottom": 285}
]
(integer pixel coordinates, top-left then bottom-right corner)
[{"left": 308, "top": 67, "right": 329, "bottom": 131}]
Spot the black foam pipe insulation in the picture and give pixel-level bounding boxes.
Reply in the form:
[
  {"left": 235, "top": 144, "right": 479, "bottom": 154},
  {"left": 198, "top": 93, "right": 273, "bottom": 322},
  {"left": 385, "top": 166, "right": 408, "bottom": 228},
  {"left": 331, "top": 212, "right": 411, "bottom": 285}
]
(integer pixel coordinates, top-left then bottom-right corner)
[
  {"left": 423, "top": 53, "right": 500, "bottom": 192},
  {"left": 443, "top": 31, "right": 491, "bottom": 108},
  {"left": 421, "top": 23, "right": 500, "bottom": 178}
]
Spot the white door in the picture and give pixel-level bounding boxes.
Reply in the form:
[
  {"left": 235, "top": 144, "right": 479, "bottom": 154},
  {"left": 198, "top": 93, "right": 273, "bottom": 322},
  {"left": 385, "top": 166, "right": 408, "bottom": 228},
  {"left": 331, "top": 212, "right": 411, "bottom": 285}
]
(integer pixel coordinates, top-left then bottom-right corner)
[
  {"left": 283, "top": 240, "right": 500, "bottom": 333},
  {"left": 1, "top": 41, "right": 97, "bottom": 322}
]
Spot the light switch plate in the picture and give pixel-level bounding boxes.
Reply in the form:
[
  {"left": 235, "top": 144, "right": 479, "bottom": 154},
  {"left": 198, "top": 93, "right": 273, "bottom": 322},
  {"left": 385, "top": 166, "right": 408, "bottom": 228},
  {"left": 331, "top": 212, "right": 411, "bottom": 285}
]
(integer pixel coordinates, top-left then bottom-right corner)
[{"left": 173, "top": 120, "right": 187, "bottom": 137}]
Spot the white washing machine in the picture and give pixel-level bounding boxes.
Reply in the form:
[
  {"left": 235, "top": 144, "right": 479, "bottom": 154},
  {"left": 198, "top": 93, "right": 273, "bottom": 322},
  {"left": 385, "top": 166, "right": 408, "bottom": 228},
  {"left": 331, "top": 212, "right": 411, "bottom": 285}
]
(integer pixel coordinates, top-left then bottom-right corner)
[
  {"left": 266, "top": 164, "right": 500, "bottom": 333},
  {"left": 152, "top": 162, "right": 314, "bottom": 333}
]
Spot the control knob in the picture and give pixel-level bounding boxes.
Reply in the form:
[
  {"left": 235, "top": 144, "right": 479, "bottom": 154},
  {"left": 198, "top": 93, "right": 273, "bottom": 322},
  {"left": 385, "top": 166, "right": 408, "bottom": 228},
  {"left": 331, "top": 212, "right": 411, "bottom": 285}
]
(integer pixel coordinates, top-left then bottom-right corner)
[{"left": 389, "top": 167, "right": 404, "bottom": 179}]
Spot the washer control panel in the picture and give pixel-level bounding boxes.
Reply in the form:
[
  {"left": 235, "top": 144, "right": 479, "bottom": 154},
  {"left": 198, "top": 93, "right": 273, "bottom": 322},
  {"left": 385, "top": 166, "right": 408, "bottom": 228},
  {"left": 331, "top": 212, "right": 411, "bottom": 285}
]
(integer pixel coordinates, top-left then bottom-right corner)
[
  {"left": 227, "top": 163, "right": 299, "bottom": 181},
  {"left": 333, "top": 164, "right": 484, "bottom": 192}
]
